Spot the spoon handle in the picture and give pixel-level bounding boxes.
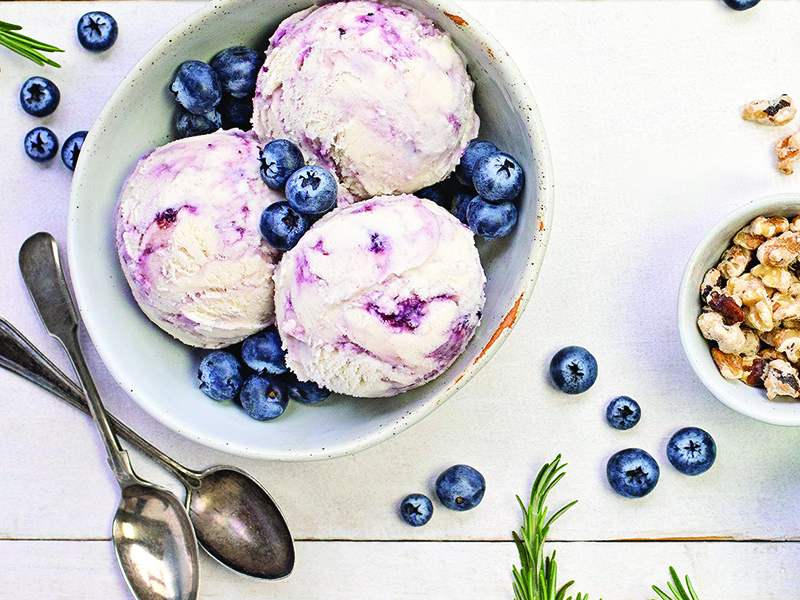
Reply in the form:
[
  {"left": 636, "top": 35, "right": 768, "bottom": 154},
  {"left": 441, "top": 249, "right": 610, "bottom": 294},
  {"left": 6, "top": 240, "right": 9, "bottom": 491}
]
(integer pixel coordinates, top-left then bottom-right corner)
[
  {"left": 0, "top": 316, "right": 198, "bottom": 485},
  {"left": 19, "top": 232, "right": 138, "bottom": 488}
]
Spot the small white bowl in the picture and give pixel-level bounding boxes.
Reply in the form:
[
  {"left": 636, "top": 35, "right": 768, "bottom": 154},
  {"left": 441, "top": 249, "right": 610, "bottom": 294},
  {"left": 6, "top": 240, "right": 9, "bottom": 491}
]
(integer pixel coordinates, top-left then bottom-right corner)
[
  {"left": 678, "top": 193, "right": 800, "bottom": 426},
  {"left": 67, "top": 0, "right": 554, "bottom": 459}
]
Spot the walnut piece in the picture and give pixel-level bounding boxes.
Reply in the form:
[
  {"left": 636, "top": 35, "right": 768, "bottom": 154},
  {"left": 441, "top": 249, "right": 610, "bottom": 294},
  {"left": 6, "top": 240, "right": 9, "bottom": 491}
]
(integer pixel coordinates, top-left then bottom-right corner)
[
  {"left": 763, "top": 359, "right": 800, "bottom": 399},
  {"left": 771, "top": 292, "right": 800, "bottom": 321},
  {"left": 742, "top": 94, "right": 796, "bottom": 126},
  {"left": 733, "top": 229, "right": 766, "bottom": 250},
  {"left": 759, "top": 347, "right": 788, "bottom": 362},
  {"left": 752, "top": 264, "right": 795, "bottom": 292},
  {"left": 756, "top": 231, "right": 800, "bottom": 267},
  {"left": 775, "top": 132, "right": 800, "bottom": 175},
  {"left": 744, "top": 300, "right": 775, "bottom": 332},
  {"left": 707, "top": 290, "right": 745, "bottom": 323},
  {"left": 761, "top": 328, "right": 800, "bottom": 362},
  {"left": 726, "top": 273, "right": 770, "bottom": 306},
  {"left": 717, "top": 245, "right": 752, "bottom": 278},
  {"left": 747, "top": 216, "right": 789, "bottom": 239},
  {"left": 711, "top": 349, "right": 766, "bottom": 387},
  {"left": 700, "top": 268, "right": 725, "bottom": 304},
  {"left": 698, "top": 310, "right": 759, "bottom": 355}
]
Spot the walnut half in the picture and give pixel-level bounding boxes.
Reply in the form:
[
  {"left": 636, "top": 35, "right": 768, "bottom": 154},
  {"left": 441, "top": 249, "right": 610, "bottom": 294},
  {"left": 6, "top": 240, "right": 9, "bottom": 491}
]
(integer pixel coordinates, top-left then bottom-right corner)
[
  {"left": 743, "top": 94, "right": 796, "bottom": 126},
  {"left": 775, "top": 132, "right": 800, "bottom": 175}
]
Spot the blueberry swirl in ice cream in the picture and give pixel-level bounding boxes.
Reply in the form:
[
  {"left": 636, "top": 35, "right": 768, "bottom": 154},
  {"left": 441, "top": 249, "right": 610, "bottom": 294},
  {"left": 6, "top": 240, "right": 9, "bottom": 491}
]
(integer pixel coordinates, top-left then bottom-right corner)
[
  {"left": 252, "top": 0, "right": 480, "bottom": 203},
  {"left": 116, "top": 130, "right": 283, "bottom": 349},
  {"left": 273, "top": 194, "right": 486, "bottom": 397}
]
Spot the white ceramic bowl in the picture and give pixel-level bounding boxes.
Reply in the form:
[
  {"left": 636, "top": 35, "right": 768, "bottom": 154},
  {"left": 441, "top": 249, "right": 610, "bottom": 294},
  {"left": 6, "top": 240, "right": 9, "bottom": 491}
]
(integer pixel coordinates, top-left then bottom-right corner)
[
  {"left": 68, "top": 0, "right": 553, "bottom": 459},
  {"left": 678, "top": 193, "right": 800, "bottom": 426}
]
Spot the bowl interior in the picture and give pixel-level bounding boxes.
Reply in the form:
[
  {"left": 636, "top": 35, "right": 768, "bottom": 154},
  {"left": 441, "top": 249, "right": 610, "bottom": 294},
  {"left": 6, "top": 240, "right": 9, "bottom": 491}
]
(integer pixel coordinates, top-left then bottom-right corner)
[
  {"left": 678, "top": 193, "right": 800, "bottom": 426},
  {"left": 68, "top": 0, "right": 553, "bottom": 459}
]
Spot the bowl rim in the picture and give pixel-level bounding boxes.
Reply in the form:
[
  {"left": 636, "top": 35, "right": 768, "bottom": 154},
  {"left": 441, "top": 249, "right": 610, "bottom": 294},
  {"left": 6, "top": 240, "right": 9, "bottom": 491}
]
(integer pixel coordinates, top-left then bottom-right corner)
[
  {"left": 677, "top": 192, "right": 800, "bottom": 427},
  {"left": 67, "top": 0, "right": 555, "bottom": 459}
]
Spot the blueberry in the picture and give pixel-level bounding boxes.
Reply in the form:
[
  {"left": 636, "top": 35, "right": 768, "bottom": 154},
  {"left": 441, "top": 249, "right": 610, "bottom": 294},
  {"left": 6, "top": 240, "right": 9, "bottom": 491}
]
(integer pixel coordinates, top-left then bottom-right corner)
[
  {"left": 77, "top": 11, "right": 118, "bottom": 51},
  {"left": 219, "top": 95, "right": 253, "bottom": 130},
  {"left": 176, "top": 107, "right": 221, "bottom": 138},
  {"left": 283, "top": 371, "right": 330, "bottom": 404},
  {"left": 19, "top": 76, "right": 60, "bottom": 117},
  {"left": 606, "top": 396, "right": 641, "bottom": 430},
  {"left": 455, "top": 140, "right": 498, "bottom": 186},
  {"left": 606, "top": 448, "right": 660, "bottom": 498},
  {"left": 435, "top": 464, "right": 485, "bottom": 511},
  {"left": 473, "top": 152, "right": 525, "bottom": 202},
  {"left": 415, "top": 181, "right": 449, "bottom": 208},
  {"left": 450, "top": 189, "right": 476, "bottom": 224},
  {"left": 399, "top": 493, "right": 433, "bottom": 527},
  {"left": 285, "top": 165, "right": 338, "bottom": 215},
  {"left": 549, "top": 346, "right": 598, "bottom": 395},
  {"left": 239, "top": 374, "right": 288, "bottom": 421},
  {"left": 466, "top": 197, "right": 517, "bottom": 239},
  {"left": 209, "top": 46, "right": 261, "bottom": 98},
  {"left": 259, "top": 201, "right": 312, "bottom": 251},
  {"left": 23, "top": 127, "right": 59, "bottom": 162},
  {"left": 171, "top": 60, "right": 222, "bottom": 115},
  {"left": 667, "top": 427, "right": 716, "bottom": 476},
  {"left": 61, "top": 131, "right": 88, "bottom": 171},
  {"left": 722, "top": 0, "right": 760, "bottom": 10},
  {"left": 259, "top": 139, "right": 304, "bottom": 189},
  {"left": 241, "top": 329, "right": 287, "bottom": 375},
  {"left": 198, "top": 350, "right": 243, "bottom": 401}
]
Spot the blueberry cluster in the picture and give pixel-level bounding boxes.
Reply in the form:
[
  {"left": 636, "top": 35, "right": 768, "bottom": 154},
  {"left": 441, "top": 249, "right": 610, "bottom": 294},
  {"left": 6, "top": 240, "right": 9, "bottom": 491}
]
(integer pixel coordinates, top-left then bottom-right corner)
[
  {"left": 547, "top": 346, "right": 717, "bottom": 498},
  {"left": 415, "top": 139, "right": 523, "bottom": 239},
  {"left": 257, "top": 139, "right": 338, "bottom": 251},
  {"left": 197, "top": 327, "right": 330, "bottom": 422},
  {"left": 19, "top": 76, "right": 87, "bottom": 171},
  {"left": 170, "top": 46, "right": 262, "bottom": 138},
  {"left": 399, "top": 464, "right": 485, "bottom": 527}
]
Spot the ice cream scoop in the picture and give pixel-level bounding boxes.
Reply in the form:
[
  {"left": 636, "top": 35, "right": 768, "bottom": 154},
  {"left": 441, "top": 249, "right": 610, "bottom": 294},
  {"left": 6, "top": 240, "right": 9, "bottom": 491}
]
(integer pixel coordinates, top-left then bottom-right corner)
[
  {"left": 274, "top": 194, "right": 485, "bottom": 397},
  {"left": 252, "top": 0, "right": 479, "bottom": 203},
  {"left": 116, "top": 129, "right": 283, "bottom": 348}
]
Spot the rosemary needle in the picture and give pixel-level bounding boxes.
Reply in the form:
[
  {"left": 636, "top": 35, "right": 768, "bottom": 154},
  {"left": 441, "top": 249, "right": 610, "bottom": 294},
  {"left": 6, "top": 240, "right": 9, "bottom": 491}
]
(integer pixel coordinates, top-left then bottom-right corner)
[{"left": 0, "top": 20, "right": 63, "bottom": 68}]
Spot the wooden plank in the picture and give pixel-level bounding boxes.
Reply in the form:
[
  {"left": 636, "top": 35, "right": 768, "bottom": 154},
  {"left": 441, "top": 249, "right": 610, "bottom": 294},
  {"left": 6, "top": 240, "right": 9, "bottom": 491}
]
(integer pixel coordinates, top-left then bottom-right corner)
[
  {"left": 1, "top": 540, "right": 798, "bottom": 599},
  {"left": 1, "top": 0, "right": 800, "bottom": 546}
]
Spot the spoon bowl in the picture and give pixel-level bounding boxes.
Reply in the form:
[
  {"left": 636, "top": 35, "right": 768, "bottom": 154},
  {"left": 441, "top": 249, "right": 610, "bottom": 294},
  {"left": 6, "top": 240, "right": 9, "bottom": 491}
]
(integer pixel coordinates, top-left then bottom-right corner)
[
  {"left": 187, "top": 466, "right": 294, "bottom": 580},
  {"left": 115, "top": 483, "right": 201, "bottom": 600}
]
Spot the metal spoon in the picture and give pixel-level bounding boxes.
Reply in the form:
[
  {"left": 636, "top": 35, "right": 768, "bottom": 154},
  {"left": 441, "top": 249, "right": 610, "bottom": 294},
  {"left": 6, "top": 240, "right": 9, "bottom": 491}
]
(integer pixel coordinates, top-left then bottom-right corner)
[
  {"left": 0, "top": 316, "right": 295, "bottom": 580},
  {"left": 19, "top": 232, "right": 200, "bottom": 600}
]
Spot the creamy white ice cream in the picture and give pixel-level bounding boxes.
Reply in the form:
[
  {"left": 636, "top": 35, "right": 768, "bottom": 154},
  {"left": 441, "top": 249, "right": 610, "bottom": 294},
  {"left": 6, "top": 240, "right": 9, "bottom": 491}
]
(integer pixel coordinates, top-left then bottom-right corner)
[
  {"left": 116, "top": 130, "right": 282, "bottom": 348},
  {"left": 252, "top": 0, "right": 479, "bottom": 203},
  {"left": 274, "top": 194, "right": 485, "bottom": 397}
]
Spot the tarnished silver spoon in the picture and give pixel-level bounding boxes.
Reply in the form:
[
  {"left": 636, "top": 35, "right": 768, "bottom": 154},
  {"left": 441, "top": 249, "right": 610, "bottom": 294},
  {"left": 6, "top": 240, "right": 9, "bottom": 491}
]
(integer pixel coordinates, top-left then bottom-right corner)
[
  {"left": 0, "top": 316, "right": 296, "bottom": 580},
  {"left": 7, "top": 248, "right": 294, "bottom": 581},
  {"left": 19, "top": 232, "right": 200, "bottom": 600}
]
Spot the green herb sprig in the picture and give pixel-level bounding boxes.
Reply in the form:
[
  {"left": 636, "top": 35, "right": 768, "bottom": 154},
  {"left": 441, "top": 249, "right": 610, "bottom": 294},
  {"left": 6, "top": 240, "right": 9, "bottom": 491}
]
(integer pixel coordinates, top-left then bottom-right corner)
[
  {"left": 0, "top": 20, "right": 63, "bottom": 68},
  {"left": 652, "top": 567, "right": 699, "bottom": 600},
  {"left": 513, "top": 457, "right": 702, "bottom": 600},
  {"left": 512, "top": 454, "right": 590, "bottom": 600}
]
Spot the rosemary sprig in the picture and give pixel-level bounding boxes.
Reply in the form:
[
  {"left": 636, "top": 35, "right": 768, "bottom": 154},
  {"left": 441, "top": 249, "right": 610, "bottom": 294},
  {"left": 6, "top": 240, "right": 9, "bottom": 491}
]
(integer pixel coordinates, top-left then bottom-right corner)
[
  {"left": 512, "top": 455, "right": 590, "bottom": 600},
  {"left": 513, "top": 458, "right": 702, "bottom": 600},
  {"left": 0, "top": 20, "right": 63, "bottom": 68},
  {"left": 652, "top": 567, "right": 700, "bottom": 600}
]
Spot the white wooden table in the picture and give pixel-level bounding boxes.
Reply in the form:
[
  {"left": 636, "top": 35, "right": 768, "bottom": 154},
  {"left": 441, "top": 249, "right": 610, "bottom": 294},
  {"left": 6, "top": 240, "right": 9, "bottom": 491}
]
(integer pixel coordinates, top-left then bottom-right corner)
[{"left": 1, "top": 1, "right": 800, "bottom": 597}]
